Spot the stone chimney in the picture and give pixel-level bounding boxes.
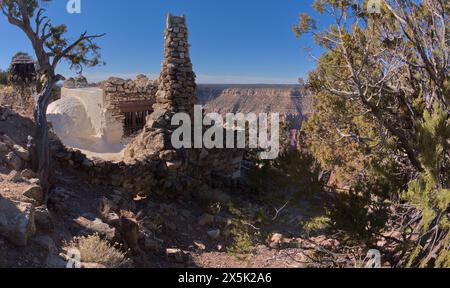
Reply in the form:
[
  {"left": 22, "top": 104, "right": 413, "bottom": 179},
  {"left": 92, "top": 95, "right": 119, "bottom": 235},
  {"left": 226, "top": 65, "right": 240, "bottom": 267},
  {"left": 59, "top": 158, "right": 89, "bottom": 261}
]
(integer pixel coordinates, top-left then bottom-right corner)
[
  {"left": 124, "top": 14, "right": 197, "bottom": 162},
  {"left": 153, "top": 14, "right": 197, "bottom": 116}
]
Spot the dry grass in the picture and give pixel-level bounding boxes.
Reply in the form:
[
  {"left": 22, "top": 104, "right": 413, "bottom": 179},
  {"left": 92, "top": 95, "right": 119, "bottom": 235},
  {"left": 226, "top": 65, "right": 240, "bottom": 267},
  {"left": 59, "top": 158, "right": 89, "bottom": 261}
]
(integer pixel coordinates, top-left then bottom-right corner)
[{"left": 66, "top": 234, "right": 130, "bottom": 268}]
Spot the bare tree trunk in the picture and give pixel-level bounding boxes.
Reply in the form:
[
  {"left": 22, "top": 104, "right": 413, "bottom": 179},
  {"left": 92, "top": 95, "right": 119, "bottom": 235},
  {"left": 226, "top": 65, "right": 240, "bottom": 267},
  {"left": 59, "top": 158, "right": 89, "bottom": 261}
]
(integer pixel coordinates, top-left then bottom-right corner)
[{"left": 33, "top": 81, "right": 54, "bottom": 203}]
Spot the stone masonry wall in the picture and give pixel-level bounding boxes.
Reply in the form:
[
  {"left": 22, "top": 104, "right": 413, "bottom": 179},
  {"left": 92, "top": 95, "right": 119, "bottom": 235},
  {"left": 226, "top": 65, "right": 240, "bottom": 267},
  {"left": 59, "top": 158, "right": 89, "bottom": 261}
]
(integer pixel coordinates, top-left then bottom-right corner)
[
  {"left": 103, "top": 75, "right": 158, "bottom": 127},
  {"left": 153, "top": 15, "right": 197, "bottom": 115},
  {"left": 52, "top": 138, "right": 243, "bottom": 198}
]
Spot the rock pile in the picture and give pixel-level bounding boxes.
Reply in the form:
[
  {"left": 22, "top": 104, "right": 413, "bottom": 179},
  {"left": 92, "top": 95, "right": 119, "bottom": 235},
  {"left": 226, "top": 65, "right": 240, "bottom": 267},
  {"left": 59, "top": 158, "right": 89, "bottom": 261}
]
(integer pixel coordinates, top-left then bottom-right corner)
[
  {"left": 0, "top": 134, "right": 30, "bottom": 172},
  {"left": 0, "top": 133, "right": 42, "bottom": 246}
]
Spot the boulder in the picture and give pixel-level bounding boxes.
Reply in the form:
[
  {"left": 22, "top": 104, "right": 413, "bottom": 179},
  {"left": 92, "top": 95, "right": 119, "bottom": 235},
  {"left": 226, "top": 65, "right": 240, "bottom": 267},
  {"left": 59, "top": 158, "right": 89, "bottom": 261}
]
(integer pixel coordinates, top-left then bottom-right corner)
[
  {"left": 71, "top": 75, "right": 88, "bottom": 88},
  {"left": 20, "top": 169, "right": 37, "bottom": 180},
  {"left": 120, "top": 217, "right": 139, "bottom": 250},
  {"left": 166, "top": 248, "right": 189, "bottom": 263},
  {"left": 198, "top": 213, "right": 215, "bottom": 226},
  {"left": 0, "top": 199, "right": 36, "bottom": 246},
  {"left": 81, "top": 158, "right": 93, "bottom": 168},
  {"left": 143, "top": 238, "right": 160, "bottom": 251},
  {"left": 207, "top": 229, "right": 221, "bottom": 240},
  {"left": 75, "top": 216, "right": 117, "bottom": 241},
  {"left": 6, "top": 152, "right": 22, "bottom": 170},
  {"left": 35, "top": 205, "right": 54, "bottom": 232},
  {"left": 0, "top": 142, "right": 9, "bottom": 153},
  {"left": 13, "top": 145, "right": 30, "bottom": 161},
  {"left": 193, "top": 241, "right": 206, "bottom": 251},
  {"left": 6, "top": 170, "right": 22, "bottom": 183},
  {"left": 267, "top": 233, "right": 284, "bottom": 248},
  {"left": 32, "top": 235, "right": 57, "bottom": 254},
  {"left": 107, "top": 77, "right": 125, "bottom": 86},
  {"left": 23, "top": 185, "right": 44, "bottom": 205}
]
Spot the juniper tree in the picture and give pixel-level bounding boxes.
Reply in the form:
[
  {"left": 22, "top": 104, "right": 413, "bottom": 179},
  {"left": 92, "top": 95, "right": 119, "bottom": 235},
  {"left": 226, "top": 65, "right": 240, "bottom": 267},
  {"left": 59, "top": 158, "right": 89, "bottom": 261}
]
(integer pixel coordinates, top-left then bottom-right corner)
[
  {"left": 0, "top": 69, "right": 7, "bottom": 85},
  {"left": 0, "top": 0, "right": 105, "bottom": 199},
  {"left": 295, "top": 0, "right": 449, "bottom": 267}
]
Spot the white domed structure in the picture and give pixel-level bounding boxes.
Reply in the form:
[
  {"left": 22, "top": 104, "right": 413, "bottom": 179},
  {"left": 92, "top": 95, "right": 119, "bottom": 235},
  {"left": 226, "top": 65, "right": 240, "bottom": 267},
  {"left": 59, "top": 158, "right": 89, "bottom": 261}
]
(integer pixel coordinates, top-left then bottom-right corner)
[
  {"left": 47, "top": 96, "right": 96, "bottom": 141},
  {"left": 47, "top": 88, "right": 126, "bottom": 160}
]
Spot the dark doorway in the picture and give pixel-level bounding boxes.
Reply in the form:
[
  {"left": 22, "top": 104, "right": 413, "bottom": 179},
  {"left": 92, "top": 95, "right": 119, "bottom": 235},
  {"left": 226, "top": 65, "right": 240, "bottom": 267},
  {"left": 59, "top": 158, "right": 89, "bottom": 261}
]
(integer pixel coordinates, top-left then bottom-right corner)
[
  {"left": 123, "top": 111, "right": 151, "bottom": 136},
  {"left": 119, "top": 100, "right": 154, "bottom": 137}
]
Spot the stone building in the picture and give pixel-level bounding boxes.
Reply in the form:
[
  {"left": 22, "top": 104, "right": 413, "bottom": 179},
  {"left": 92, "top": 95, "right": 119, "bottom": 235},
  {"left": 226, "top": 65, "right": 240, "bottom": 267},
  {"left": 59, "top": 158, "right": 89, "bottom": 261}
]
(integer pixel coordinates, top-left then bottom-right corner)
[
  {"left": 102, "top": 75, "right": 158, "bottom": 137},
  {"left": 48, "top": 74, "right": 158, "bottom": 150},
  {"left": 8, "top": 53, "right": 37, "bottom": 85},
  {"left": 49, "top": 14, "right": 244, "bottom": 196},
  {"left": 48, "top": 14, "right": 195, "bottom": 155}
]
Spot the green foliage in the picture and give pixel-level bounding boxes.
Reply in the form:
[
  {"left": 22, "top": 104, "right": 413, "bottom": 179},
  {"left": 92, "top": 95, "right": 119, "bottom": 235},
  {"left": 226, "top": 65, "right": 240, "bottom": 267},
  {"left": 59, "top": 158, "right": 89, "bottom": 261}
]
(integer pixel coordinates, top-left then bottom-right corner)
[
  {"left": 434, "top": 236, "right": 450, "bottom": 268},
  {"left": 403, "top": 107, "right": 450, "bottom": 267},
  {"left": 192, "top": 184, "right": 231, "bottom": 211},
  {"left": 228, "top": 221, "right": 256, "bottom": 256},
  {"left": 0, "top": 69, "right": 8, "bottom": 86},
  {"left": 293, "top": 12, "right": 317, "bottom": 38},
  {"left": 44, "top": 24, "right": 104, "bottom": 74},
  {"left": 246, "top": 132, "right": 325, "bottom": 203},
  {"left": 294, "top": 0, "right": 449, "bottom": 266},
  {"left": 227, "top": 204, "right": 259, "bottom": 255},
  {"left": 303, "top": 216, "right": 331, "bottom": 236},
  {"left": 327, "top": 181, "right": 391, "bottom": 242},
  {"left": 277, "top": 146, "right": 325, "bottom": 199},
  {"left": 1, "top": 0, "right": 105, "bottom": 78},
  {"left": 1, "top": 0, "right": 37, "bottom": 18}
]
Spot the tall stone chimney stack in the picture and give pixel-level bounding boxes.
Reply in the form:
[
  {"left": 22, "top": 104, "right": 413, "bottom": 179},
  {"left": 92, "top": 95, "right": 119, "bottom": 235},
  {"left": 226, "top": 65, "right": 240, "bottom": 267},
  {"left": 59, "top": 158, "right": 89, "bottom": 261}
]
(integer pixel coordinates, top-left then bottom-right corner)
[
  {"left": 153, "top": 13, "right": 197, "bottom": 116},
  {"left": 125, "top": 14, "right": 197, "bottom": 162},
  {"left": 123, "top": 14, "right": 243, "bottom": 195}
]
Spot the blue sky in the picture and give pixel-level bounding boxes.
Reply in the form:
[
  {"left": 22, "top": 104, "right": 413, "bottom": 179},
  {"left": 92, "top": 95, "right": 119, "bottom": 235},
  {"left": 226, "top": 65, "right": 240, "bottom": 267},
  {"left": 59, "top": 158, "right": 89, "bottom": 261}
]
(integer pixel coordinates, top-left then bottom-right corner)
[{"left": 0, "top": 0, "right": 324, "bottom": 84}]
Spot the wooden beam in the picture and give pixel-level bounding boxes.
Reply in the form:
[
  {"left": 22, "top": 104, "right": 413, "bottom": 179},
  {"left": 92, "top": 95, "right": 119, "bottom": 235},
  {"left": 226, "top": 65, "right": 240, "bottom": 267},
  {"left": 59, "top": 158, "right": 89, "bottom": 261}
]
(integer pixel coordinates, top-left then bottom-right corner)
[{"left": 119, "top": 100, "right": 154, "bottom": 113}]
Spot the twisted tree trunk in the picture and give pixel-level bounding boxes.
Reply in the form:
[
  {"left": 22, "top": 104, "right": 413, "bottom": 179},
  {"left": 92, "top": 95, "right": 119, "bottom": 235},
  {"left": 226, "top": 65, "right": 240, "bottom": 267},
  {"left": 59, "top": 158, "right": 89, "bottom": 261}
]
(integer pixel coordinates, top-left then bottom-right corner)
[{"left": 33, "top": 79, "right": 55, "bottom": 203}]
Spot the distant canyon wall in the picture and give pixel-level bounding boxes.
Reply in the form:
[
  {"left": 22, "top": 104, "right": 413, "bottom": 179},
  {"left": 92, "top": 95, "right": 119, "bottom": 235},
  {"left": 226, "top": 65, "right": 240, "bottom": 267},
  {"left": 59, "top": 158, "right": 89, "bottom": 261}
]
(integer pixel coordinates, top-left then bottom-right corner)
[{"left": 197, "top": 84, "right": 308, "bottom": 130}]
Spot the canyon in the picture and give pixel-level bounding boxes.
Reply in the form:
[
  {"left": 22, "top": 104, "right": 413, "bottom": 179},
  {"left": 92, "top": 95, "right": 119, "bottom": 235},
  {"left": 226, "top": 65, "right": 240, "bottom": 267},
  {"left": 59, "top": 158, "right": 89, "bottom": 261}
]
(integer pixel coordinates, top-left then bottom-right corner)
[{"left": 197, "top": 84, "right": 308, "bottom": 130}]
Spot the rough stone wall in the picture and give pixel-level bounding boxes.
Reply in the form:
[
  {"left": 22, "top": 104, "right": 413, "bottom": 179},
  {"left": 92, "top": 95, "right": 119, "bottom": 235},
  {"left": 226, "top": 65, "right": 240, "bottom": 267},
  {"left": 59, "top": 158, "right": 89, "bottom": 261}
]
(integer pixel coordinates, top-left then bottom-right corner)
[
  {"left": 153, "top": 15, "right": 197, "bottom": 115},
  {"left": 103, "top": 75, "right": 158, "bottom": 126},
  {"left": 99, "top": 75, "right": 157, "bottom": 143},
  {"left": 52, "top": 140, "right": 243, "bottom": 198}
]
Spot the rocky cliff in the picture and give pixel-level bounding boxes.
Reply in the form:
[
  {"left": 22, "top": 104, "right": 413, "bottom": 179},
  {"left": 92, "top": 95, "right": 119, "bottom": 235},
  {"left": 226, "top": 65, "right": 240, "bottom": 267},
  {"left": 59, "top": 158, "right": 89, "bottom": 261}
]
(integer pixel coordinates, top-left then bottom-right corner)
[{"left": 197, "top": 84, "right": 306, "bottom": 129}]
